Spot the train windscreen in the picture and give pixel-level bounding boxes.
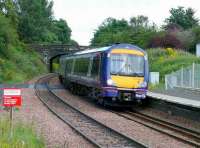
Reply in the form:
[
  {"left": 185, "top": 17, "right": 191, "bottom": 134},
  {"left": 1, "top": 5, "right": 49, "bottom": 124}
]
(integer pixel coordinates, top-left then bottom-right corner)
[{"left": 110, "top": 54, "right": 144, "bottom": 77}]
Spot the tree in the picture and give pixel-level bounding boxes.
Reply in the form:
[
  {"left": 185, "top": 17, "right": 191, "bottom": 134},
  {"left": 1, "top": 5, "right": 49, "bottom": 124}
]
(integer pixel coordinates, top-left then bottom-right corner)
[
  {"left": 164, "top": 7, "right": 199, "bottom": 30},
  {"left": 148, "top": 32, "right": 184, "bottom": 49},
  {"left": 70, "top": 39, "right": 79, "bottom": 47},
  {"left": 18, "top": 0, "right": 54, "bottom": 43},
  {"left": 130, "top": 15, "right": 149, "bottom": 28},
  {"left": 0, "top": 14, "right": 18, "bottom": 57},
  {"left": 0, "top": 0, "right": 18, "bottom": 27},
  {"left": 51, "top": 19, "right": 71, "bottom": 44},
  {"left": 90, "top": 18, "right": 131, "bottom": 46},
  {"left": 90, "top": 16, "right": 157, "bottom": 48}
]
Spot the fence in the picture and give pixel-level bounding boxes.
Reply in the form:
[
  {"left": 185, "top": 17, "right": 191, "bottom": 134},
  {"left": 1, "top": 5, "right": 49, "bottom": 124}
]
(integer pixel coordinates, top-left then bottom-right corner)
[{"left": 165, "top": 63, "right": 200, "bottom": 90}]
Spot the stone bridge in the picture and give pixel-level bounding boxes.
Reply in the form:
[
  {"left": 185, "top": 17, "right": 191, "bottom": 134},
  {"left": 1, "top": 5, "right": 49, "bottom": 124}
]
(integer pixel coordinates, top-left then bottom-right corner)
[
  {"left": 29, "top": 44, "right": 89, "bottom": 63},
  {"left": 28, "top": 44, "right": 89, "bottom": 71}
]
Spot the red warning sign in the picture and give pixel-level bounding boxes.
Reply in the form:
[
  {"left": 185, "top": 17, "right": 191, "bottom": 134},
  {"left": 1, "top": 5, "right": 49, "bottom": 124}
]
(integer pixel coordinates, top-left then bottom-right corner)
[{"left": 3, "top": 89, "right": 22, "bottom": 107}]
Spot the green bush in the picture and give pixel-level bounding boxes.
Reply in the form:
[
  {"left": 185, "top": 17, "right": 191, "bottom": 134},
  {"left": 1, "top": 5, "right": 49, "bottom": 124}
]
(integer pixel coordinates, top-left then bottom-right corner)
[
  {"left": 147, "top": 48, "right": 200, "bottom": 83},
  {"left": 0, "top": 14, "right": 18, "bottom": 57},
  {"left": 0, "top": 45, "right": 47, "bottom": 84}
]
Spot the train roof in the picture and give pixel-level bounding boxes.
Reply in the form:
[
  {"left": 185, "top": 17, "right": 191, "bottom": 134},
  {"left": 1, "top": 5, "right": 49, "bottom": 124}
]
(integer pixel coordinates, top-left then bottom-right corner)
[
  {"left": 74, "top": 43, "right": 146, "bottom": 55},
  {"left": 74, "top": 46, "right": 111, "bottom": 55}
]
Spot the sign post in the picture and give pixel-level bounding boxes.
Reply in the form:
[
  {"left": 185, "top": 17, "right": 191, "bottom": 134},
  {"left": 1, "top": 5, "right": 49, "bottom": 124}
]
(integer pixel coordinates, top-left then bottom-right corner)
[
  {"left": 10, "top": 107, "right": 13, "bottom": 138},
  {"left": 2, "top": 88, "right": 22, "bottom": 138}
]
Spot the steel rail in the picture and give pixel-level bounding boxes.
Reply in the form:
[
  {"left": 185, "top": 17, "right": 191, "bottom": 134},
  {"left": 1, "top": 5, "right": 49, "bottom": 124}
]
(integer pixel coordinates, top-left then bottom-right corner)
[
  {"left": 35, "top": 74, "right": 147, "bottom": 148},
  {"left": 110, "top": 110, "right": 200, "bottom": 147}
]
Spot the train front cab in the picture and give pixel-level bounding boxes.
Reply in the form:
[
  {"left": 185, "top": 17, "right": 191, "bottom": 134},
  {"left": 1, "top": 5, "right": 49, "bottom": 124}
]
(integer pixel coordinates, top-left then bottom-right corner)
[{"left": 102, "top": 47, "right": 149, "bottom": 106}]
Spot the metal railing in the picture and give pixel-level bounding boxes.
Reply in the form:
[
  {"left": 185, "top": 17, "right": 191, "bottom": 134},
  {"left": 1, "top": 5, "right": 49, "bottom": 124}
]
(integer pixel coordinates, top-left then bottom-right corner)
[{"left": 165, "top": 63, "right": 200, "bottom": 90}]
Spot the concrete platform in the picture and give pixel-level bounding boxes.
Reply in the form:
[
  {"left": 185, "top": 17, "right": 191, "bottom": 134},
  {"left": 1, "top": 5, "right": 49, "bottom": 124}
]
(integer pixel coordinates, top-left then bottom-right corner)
[{"left": 147, "top": 91, "right": 200, "bottom": 109}]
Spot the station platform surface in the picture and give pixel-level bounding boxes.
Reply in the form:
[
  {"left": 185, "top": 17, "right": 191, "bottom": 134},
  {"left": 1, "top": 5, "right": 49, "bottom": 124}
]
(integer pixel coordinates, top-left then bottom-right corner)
[{"left": 147, "top": 89, "right": 200, "bottom": 109}]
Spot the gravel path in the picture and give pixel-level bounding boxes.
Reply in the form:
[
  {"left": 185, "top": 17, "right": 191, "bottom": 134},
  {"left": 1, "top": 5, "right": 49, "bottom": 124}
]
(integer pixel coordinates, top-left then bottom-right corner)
[
  {"left": 0, "top": 79, "right": 94, "bottom": 148},
  {"left": 135, "top": 107, "right": 200, "bottom": 132},
  {"left": 49, "top": 77, "right": 195, "bottom": 148}
]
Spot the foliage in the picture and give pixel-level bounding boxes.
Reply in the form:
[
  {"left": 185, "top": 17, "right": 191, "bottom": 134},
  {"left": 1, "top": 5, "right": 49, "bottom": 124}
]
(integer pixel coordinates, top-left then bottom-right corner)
[
  {"left": 165, "top": 47, "right": 177, "bottom": 57},
  {"left": 174, "top": 29, "right": 195, "bottom": 51},
  {"left": 91, "top": 17, "right": 131, "bottom": 46},
  {"left": 69, "top": 39, "right": 79, "bottom": 47},
  {"left": 18, "top": 0, "right": 53, "bottom": 43},
  {"left": 0, "top": 0, "right": 18, "bottom": 27},
  {"left": 130, "top": 15, "right": 149, "bottom": 28},
  {"left": 90, "top": 16, "right": 157, "bottom": 48},
  {"left": 0, "top": 118, "right": 44, "bottom": 148},
  {"left": 0, "top": 14, "right": 18, "bottom": 57},
  {"left": 0, "top": 44, "right": 47, "bottom": 83},
  {"left": 164, "top": 7, "right": 199, "bottom": 30},
  {"left": 190, "top": 26, "right": 200, "bottom": 52},
  {"left": 0, "top": 12, "right": 47, "bottom": 84},
  {"left": 147, "top": 48, "right": 200, "bottom": 83},
  {"left": 90, "top": 7, "right": 200, "bottom": 52},
  {"left": 50, "top": 19, "right": 72, "bottom": 43},
  {"left": 148, "top": 32, "right": 184, "bottom": 49},
  {"left": 0, "top": 0, "right": 73, "bottom": 44}
]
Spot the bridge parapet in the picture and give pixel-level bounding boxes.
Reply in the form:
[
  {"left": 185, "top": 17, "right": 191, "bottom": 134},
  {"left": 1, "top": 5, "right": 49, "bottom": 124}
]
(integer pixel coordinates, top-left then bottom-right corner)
[{"left": 28, "top": 44, "right": 89, "bottom": 64}]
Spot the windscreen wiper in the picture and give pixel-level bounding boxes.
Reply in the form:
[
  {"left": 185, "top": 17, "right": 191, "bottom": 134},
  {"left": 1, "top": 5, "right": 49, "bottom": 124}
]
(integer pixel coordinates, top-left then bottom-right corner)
[{"left": 131, "top": 73, "right": 144, "bottom": 77}]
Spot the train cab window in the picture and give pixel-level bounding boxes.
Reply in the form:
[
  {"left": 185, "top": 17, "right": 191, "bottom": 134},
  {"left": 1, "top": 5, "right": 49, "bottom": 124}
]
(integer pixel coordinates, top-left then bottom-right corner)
[{"left": 91, "top": 55, "right": 100, "bottom": 79}]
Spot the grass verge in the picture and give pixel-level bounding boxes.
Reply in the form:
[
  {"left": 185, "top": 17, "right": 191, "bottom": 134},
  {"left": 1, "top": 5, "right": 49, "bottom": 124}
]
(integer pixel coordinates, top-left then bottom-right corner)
[
  {"left": 0, "top": 44, "right": 47, "bottom": 84},
  {"left": 0, "top": 118, "right": 44, "bottom": 148},
  {"left": 147, "top": 48, "right": 200, "bottom": 90}
]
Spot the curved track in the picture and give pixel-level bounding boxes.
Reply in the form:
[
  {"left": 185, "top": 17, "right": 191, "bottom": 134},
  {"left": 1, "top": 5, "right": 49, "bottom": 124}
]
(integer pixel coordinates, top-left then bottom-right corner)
[
  {"left": 111, "top": 110, "right": 200, "bottom": 147},
  {"left": 35, "top": 74, "right": 146, "bottom": 148}
]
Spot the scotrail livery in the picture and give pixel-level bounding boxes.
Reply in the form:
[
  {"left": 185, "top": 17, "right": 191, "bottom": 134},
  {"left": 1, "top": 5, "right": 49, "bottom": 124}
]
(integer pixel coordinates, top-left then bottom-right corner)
[{"left": 54, "top": 43, "right": 149, "bottom": 106}]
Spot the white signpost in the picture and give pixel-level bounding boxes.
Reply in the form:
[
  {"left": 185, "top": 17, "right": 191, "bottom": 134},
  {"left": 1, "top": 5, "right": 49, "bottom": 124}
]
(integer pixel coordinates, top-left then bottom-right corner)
[
  {"left": 3, "top": 88, "right": 22, "bottom": 138},
  {"left": 196, "top": 43, "right": 200, "bottom": 57},
  {"left": 150, "top": 72, "right": 159, "bottom": 85}
]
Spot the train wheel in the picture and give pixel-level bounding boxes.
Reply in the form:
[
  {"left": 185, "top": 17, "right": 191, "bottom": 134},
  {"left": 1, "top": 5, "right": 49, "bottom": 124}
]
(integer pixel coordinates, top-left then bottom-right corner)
[
  {"left": 141, "top": 98, "right": 150, "bottom": 107},
  {"left": 58, "top": 75, "right": 63, "bottom": 84},
  {"left": 70, "top": 84, "right": 76, "bottom": 94},
  {"left": 97, "top": 97, "right": 104, "bottom": 105}
]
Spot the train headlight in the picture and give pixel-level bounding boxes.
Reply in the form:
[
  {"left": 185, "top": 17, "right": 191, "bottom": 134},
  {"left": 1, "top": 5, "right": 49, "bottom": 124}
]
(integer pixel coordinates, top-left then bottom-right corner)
[
  {"left": 138, "top": 81, "right": 147, "bottom": 88},
  {"left": 107, "top": 79, "right": 115, "bottom": 86}
]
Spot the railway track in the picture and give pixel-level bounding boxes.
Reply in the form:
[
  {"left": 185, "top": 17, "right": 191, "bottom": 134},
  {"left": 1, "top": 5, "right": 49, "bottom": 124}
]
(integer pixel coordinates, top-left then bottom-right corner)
[
  {"left": 111, "top": 110, "right": 200, "bottom": 147},
  {"left": 34, "top": 74, "right": 146, "bottom": 148}
]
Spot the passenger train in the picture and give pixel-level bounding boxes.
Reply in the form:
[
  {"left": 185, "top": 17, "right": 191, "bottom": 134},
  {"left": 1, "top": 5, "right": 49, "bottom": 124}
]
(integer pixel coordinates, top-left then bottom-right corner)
[{"left": 53, "top": 43, "right": 149, "bottom": 106}]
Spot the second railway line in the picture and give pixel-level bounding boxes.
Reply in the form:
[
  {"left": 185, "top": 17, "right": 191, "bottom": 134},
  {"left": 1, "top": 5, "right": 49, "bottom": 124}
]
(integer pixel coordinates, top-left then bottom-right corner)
[
  {"left": 35, "top": 74, "right": 146, "bottom": 148},
  {"left": 110, "top": 110, "right": 200, "bottom": 147},
  {"left": 34, "top": 74, "right": 199, "bottom": 148}
]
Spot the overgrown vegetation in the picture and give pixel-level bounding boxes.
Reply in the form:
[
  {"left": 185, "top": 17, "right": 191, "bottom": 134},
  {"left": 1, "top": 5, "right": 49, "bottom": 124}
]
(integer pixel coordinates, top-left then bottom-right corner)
[
  {"left": 91, "top": 7, "right": 200, "bottom": 53},
  {"left": 0, "top": 118, "right": 44, "bottom": 148},
  {"left": 0, "top": 44, "right": 47, "bottom": 83},
  {"left": 0, "top": 13, "right": 47, "bottom": 83},
  {"left": 0, "top": 0, "right": 74, "bottom": 44},
  {"left": 147, "top": 48, "right": 200, "bottom": 83},
  {"left": 0, "top": 0, "right": 77, "bottom": 83}
]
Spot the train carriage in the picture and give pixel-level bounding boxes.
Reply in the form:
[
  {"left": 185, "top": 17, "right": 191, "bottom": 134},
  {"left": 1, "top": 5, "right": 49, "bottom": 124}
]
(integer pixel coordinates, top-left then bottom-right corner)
[{"left": 58, "top": 43, "right": 149, "bottom": 106}]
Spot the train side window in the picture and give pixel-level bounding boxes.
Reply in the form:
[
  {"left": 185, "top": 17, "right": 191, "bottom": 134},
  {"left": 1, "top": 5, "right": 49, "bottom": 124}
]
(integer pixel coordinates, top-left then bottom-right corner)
[
  {"left": 73, "top": 58, "right": 79, "bottom": 75},
  {"left": 74, "top": 57, "right": 90, "bottom": 76},
  {"left": 71, "top": 59, "right": 75, "bottom": 74},
  {"left": 87, "top": 57, "right": 93, "bottom": 77},
  {"left": 65, "top": 59, "right": 73, "bottom": 74},
  {"left": 91, "top": 55, "right": 100, "bottom": 79}
]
